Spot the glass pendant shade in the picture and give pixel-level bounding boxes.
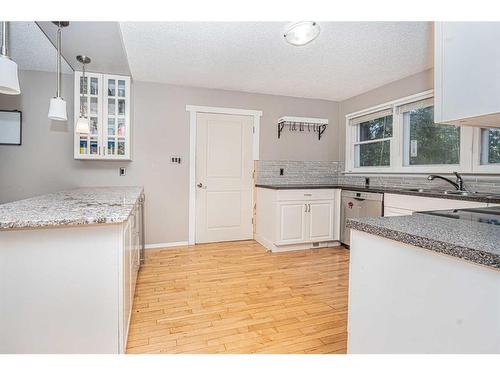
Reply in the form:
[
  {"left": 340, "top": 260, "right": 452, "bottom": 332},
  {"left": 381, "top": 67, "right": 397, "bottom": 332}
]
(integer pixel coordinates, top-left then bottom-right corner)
[
  {"left": 48, "top": 97, "right": 67, "bottom": 121},
  {"left": 76, "top": 115, "right": 90, "bottom": 133}
]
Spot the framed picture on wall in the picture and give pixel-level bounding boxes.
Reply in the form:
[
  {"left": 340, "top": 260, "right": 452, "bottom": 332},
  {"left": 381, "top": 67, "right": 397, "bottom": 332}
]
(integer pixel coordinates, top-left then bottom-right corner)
[{"left": 0, "top": 110, "right": 22, "bottom": 146}]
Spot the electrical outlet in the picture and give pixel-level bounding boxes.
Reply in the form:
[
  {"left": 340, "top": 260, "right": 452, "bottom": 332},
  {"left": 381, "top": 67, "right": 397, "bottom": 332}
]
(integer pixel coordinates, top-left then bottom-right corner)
[{"left": 119, "top": 167, "right": 126, "bottom": 176}]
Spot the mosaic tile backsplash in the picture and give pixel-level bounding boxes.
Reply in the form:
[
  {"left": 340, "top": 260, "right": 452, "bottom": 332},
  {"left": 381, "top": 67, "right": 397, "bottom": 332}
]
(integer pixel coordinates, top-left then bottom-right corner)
[{"left": 255, "top": 160, "right": 500, "bottom": 194}]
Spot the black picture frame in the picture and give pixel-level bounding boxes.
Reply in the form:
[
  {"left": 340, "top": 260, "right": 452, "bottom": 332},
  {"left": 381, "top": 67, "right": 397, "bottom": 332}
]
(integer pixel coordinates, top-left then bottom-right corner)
[{"left": 0, "top": 109, "right": 22, "bottom": 146}]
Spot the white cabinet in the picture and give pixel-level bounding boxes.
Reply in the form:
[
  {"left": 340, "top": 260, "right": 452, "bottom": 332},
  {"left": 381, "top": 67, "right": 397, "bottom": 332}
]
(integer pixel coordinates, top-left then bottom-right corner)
[
  {"left": 384, "top": 193, "right": 488, "bottom": 217},
  {"left": 434, "top": 22, "right": 500, "bottom": 127},
  {"left": 277, "top": 202, "right": 307, "bottom": 244},
  {"left": 256, "top": 188, "right": 339, "bottom": 252},
  {"left": 74, "top": 71, "right": 131, "bottom": 159},
  {"left": 122, "top": 203, "right": 141, "bottom": 349},
  {"left": 308, "top": 200, "right": 335, "bottom": 242}
]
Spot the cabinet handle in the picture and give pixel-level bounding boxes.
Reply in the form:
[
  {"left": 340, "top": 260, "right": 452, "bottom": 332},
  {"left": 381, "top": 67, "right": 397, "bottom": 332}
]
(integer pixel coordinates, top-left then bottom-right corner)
[
  {"left": 308, "top": 204, "right": 311, "bottom": 212},
  {"left": 305, "top": 204, "right": 308, "bottom": 213},
  {"left": 304, "top": 193, "right": 312, "bottom": 196}
]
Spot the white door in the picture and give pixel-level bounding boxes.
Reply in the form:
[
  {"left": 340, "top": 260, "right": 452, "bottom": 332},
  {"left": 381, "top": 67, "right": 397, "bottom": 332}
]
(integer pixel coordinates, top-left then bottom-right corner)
[
  {"left": 195, "top": 113, "right": 254, "bottom": 243},
  {"left": 308, "top": 200, "right": 334, "bottom": 242},
  {"left": 276, "top": 202, "right": 307, "bottom": 245}
]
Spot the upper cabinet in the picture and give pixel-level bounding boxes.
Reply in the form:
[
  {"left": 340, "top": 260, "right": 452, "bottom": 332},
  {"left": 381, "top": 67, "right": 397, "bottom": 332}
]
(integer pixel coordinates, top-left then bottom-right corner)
[
  {"left": 74, "top": 71, "right": 131, "bottom": 160},
  {"left": 434, "top": 22, "right": 500, "bottom": 128}
]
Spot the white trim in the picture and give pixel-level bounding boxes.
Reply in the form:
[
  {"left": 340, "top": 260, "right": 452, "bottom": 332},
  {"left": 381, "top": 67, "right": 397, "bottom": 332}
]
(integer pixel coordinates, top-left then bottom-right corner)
[
  {"left": 345, "top": 90, "right": 434, "bottom": 120},
  {"left": 186, "top": 105, "right": 263, "bottom": 245},
  {"left": 145, "top": 241, "right": 189, "bottom": 250},
  {"left": 188, "top": 110, "right": 197, "bottom": 245},
  {"left": 344, "top": 89, "right": 483, "bottom": 174},
  {"left": 186, "top": 105, "right": 262, "bottom": 118}
]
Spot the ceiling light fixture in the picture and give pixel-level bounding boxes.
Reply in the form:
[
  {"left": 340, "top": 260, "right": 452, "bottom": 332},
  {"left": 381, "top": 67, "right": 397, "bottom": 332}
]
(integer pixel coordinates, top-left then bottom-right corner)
[
  {"left": 75, "top": 55, "right": 91, "bottom": 134},
  {"left": 284, "top": 21, "right": 320, "bottom": 46},
  {"left": 48, "top": 21, "right": 69, "bottom": 121},
  {"left": 0, "top": 21, "right": 21, "bottom": 95}
]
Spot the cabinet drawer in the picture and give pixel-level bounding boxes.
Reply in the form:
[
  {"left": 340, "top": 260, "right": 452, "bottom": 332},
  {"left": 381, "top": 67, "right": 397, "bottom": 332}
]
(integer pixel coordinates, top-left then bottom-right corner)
[{"left": 276, "top": 189, "right": 335, "bottom": 202}]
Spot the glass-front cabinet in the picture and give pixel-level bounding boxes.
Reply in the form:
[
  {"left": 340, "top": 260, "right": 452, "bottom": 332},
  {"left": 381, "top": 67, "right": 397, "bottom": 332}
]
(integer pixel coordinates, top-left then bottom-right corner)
[{"left": 74, "top": 71, "right": 131, "bottom": 160}]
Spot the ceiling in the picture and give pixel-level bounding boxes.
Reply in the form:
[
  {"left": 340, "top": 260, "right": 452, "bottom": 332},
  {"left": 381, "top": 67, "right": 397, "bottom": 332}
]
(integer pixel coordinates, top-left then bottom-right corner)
[
  {"left": 119, "top": 22, "right": 433, "bottom": 102},
  {"left": 37, "top": 21, "right": 130, "bottom": 76},
  {"left": 9, "top": 22, "right": 72, "bottom": 74}
]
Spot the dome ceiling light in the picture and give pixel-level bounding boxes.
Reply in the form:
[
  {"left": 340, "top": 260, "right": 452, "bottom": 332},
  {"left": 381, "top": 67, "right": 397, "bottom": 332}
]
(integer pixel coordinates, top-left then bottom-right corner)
[{"left": 283, "top": 21, "right": 320, "bottom": 46}]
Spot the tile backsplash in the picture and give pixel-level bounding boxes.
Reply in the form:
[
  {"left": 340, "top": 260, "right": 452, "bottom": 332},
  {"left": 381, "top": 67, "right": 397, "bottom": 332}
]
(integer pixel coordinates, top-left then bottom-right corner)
[
  {"left": 255, "top": 160, "right": 342, "bottom": 185},
  {"left": 255, "top": 160, "right": 500, "bottom": 194}
]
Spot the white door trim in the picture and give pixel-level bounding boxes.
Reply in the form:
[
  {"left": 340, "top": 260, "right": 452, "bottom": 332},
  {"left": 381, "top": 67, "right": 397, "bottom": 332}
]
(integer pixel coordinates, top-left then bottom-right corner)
[{"left": 186, "top": 105, "right": 263, "bottom": 245}]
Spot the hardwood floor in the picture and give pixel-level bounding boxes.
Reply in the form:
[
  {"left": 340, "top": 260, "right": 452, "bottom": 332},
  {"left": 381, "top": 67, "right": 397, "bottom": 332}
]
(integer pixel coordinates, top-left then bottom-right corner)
[{"left": 126, "top": 241, "right": 349, "bottom": 354}]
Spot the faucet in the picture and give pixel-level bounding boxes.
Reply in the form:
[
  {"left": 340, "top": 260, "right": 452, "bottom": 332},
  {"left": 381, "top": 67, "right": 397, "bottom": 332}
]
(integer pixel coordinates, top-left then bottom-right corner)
[{"left": 427, "top": 172, "right": 465, "bottom": 191}]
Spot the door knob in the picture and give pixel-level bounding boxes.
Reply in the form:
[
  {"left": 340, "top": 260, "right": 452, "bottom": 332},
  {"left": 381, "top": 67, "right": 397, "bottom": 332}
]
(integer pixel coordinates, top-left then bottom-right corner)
[{"left": 197, "top": 183, "right": 203, "bottom": 188}]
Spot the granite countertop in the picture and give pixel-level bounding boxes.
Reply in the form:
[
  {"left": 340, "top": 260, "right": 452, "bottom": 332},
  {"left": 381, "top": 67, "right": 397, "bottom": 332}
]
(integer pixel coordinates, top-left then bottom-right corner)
[
  {"left": 347, "top": 214, "right": 500, "bottom": 270},
  {"left": 255, "top": 184, "right": 500, "bottom": 204},
  {"left": 0, "top": 187, "right": 144, "bottom": 230}
]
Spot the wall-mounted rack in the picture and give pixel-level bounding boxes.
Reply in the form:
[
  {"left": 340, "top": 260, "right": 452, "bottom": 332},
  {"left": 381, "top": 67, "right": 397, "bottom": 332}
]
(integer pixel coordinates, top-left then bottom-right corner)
[{"left": 277, "top": 116, "right": 328, "bottom": 140}]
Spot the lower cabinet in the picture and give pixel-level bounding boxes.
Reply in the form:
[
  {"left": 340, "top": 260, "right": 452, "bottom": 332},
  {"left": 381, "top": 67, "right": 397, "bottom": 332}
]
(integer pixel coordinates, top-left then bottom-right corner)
[
  {"left": 256, "top": 188, "right": 340, "bottom": 252},
  {"left": 384, "top": 193, "right": 489, "bottom": 217},
  {"left": 121, "top": 203, "right": 141, "bottom": 352}
]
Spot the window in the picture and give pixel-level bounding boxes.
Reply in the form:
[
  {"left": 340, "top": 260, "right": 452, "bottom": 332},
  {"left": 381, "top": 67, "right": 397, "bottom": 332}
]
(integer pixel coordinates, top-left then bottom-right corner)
[
  {"left": 480, "top": 128, "right": 500, "bottom": 164},
  {"left": 401, "top": 100, "right": 461, "bottom": 166},
  {"left": 346, "top": 90, "right": 500, "bottom": 174},
  {"left": 351, "top": 109, "right": 393, "bottom": 168}
]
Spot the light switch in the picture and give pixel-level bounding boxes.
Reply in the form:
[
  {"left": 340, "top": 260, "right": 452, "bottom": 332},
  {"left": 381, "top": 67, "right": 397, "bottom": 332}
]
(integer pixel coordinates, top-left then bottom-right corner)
[{"left": 170, "top": 156, "right": 182, "bottom": 164}]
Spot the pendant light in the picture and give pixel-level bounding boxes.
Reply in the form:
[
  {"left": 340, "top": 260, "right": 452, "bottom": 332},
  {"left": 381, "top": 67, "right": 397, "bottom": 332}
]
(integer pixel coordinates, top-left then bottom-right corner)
[
  {"left": 48, "top": 21, "right": 69, "bottom": 121},
  {"left": 0, "top": 21, "right": 21, "bottom": 95},
  {"left": 75, "top": 55, "right": 91, "bottom": 134}
]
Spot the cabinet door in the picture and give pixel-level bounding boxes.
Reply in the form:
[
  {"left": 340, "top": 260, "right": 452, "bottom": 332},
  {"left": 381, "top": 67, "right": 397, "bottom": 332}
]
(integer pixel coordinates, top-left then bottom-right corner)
[
  {"left": 384, "top": 207, "right": 413, "bottom": 217},
  {"left": 103, "top": 75, "right": 130, "bottom": 159},
  {"left": 122, "top": 219, "right": 132, "bottom": 345},
  {"left": 308, "top": 200, "right": 334, "bottom": 242},
  {"left": 276, "top": 202, "right": 307, "bottom": 245},
  {"left": 435, "top": 22, "right": 500, "bottom": 126},
  {"left": 74, "top": 72, "right": 103, "bottom": 159}
]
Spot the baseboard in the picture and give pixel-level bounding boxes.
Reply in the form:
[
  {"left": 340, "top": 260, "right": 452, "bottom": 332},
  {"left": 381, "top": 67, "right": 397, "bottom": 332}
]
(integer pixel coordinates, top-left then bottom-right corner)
[{"left": 145, "top": 241, "right": 189, "bottom": 250}]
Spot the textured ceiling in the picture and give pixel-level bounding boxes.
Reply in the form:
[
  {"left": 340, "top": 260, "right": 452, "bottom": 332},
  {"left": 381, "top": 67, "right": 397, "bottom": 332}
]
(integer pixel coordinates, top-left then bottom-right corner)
[
  {"left": 8, "top": 22, "right": 72, "bottom": 74},
  {"left": 120, "top": 22, "right": 433, "bottom": 101}
]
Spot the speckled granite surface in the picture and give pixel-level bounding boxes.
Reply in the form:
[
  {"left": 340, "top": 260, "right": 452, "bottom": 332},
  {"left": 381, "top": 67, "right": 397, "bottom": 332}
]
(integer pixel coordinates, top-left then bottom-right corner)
[
  {"left": 255, "top": 184, "right": 500, "bottom": 204},
  {"left": 347, "top": 215, "right": 500, "bottom": 270},
  {"left": 0, "top": 187, "right": 143, "bottom": 230}
]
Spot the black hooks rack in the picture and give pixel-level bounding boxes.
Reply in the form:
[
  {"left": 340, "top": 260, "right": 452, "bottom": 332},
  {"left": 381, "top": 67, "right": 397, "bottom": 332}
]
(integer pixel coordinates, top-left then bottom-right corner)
[{"left": 277, "top": 117, "right": 328, "bottom": 140}]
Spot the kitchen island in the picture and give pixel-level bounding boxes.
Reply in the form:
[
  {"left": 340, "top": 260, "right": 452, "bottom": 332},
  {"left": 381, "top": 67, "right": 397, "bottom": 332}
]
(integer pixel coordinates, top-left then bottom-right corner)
[
  {"left": 346, "top": 208, "right": 500, "bottom": 353},
  {"left": 0, "top": 187, "right": 144, "bottom": 354}
]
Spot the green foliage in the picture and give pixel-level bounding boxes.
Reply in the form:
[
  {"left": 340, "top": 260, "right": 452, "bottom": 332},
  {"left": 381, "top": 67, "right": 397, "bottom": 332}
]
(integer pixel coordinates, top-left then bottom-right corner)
[
  {"left": 487, "top": 129, "right": 500, "bottom": 163},
  {"left": 408, "top": 107, "right": 460, "bottom": 165},
  {"left": 358, "top": 115, "right": 392, "bottom": 167}
]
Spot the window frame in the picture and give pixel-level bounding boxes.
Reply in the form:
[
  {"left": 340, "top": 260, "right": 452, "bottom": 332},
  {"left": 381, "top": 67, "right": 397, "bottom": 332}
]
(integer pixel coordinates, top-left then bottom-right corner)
[
  {"left": 345, "top": 90, "right": 482, "bottom": 174},
  {"left": 472, "top": 127, "right": 500, "bottom": 173}
]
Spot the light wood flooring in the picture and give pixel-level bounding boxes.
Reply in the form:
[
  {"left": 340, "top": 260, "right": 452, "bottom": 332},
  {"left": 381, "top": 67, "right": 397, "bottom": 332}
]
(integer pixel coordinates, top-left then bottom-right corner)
[{"left": 126, "top": 241, "right": 349, "bottom": 354}]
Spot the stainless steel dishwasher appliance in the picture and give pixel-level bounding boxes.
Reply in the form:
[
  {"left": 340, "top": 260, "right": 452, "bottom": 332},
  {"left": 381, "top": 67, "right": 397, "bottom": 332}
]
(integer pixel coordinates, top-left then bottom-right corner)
[{"left": 340, "top": 190, "right": 383, "bottom": 246}]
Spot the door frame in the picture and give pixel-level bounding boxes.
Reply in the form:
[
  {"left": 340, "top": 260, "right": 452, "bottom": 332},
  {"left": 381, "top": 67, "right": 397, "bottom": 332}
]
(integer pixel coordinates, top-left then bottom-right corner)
[{"left": 185, "top": 105, "right": 263, "bottom": 245}]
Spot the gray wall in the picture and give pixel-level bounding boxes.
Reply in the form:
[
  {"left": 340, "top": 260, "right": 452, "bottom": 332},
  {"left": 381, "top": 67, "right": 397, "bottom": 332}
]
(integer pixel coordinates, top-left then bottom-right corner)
[
  {"left": 336, "top": 69, "right": 434, "bottom": 161},
  {"left": 0, "top": 70, "right": 340, "bottom": 245}
]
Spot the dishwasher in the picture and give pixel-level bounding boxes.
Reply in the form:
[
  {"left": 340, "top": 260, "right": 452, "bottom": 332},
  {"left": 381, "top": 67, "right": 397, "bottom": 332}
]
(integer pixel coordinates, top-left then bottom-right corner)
[{"left": 340, "top": 190, "right": 384, "bottom": 246}]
